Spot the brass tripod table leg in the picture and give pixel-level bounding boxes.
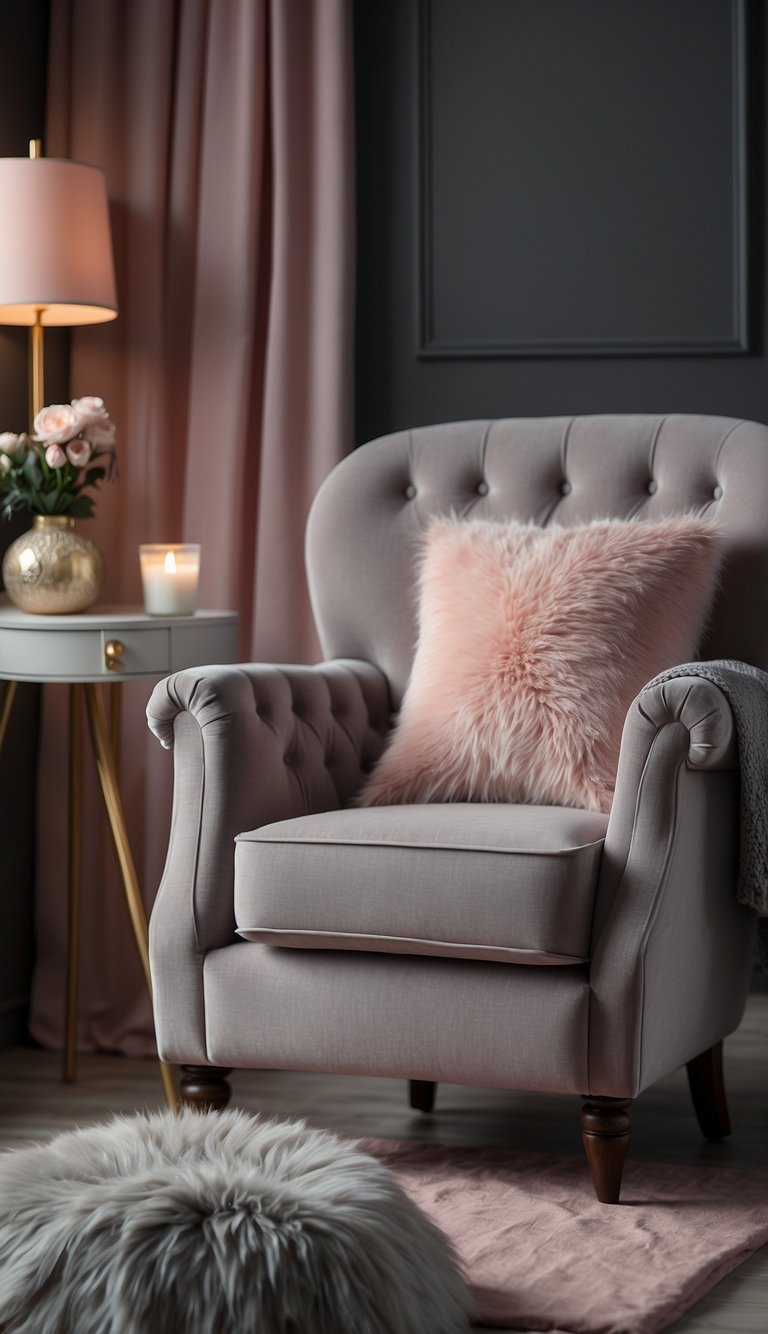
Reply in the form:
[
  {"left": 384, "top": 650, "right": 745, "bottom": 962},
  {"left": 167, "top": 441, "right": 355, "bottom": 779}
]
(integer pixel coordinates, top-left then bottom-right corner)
[
  {"left": 83, "top": 683, "right": 178, "bottom": 1113},
  {"left": 0, "top": 680, "right": 18, "bottom": 752},
  {"left": 110, "top": 681, "right": 121, "bottom": 769},
  {"left": 64, "top": 684, "right": 83, "bottom": 1082}
]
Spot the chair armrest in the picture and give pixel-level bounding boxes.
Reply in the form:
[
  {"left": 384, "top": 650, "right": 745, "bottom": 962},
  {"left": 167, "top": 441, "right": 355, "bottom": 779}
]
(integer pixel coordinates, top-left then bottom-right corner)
[
  {"left": 147, "top": 657, "right": 391, "bottom": 942},
  {"left": 600, "top": 676, "right": 738, "bottom": 901},
  {"left": 146, "top": 659, "right": 390, "bottom": 1061},
  {"left": 588, "top": 676, "right": 754, "bottom": 1099}
]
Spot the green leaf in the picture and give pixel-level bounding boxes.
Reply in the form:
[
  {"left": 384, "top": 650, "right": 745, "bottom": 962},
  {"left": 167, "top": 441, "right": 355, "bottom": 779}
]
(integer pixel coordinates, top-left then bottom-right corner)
[
  {"left": 1, "top": 437, "right": 116, "bottom": 516},
  {"left": 22, "top": 452, "right": 42, "bottom": 486}
]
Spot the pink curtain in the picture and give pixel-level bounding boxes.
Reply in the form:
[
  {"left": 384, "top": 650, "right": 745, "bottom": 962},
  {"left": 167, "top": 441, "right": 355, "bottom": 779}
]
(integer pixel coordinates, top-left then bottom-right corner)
[{"left": 30, "top": 0, "right": 355, "bottom": 1055}]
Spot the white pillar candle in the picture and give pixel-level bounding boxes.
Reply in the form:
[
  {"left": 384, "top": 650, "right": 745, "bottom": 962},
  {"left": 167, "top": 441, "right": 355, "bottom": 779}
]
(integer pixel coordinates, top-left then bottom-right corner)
[{"left": 139, "top": 544, "right": 201, "bottom": 616}]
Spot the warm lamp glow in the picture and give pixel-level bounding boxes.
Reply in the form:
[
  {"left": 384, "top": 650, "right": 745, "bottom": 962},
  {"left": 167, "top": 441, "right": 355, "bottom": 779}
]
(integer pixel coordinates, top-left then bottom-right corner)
[
  {"left": 0, "top": 158, "right": 117, "bottom": 326},
  {"left": 0, "top": 148, "right": 118, "bottom": 427}
]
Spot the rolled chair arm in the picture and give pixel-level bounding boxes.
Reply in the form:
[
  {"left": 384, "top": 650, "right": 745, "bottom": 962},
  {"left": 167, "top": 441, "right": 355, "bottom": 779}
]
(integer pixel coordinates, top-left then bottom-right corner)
[
  {"left": 148, "top": 658, "right": 390, "bottom": 762},
  {"left": 631, "top": 676, "right": 738, "bottom": 770},
  {"left": 588, "top": 675, "right": 754, "bottom": 1099},
  {"left": 596, "top": 675, "right": 738, "bottom": 921},
  {"left": 146, "top": 659, "right": 391, "bottom": 1060}
]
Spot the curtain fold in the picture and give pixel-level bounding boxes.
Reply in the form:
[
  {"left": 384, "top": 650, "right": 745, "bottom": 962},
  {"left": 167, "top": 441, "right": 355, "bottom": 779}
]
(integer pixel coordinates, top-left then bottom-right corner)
[{"left": 30, "top": 0, "right": 354, "bottom": 1055}]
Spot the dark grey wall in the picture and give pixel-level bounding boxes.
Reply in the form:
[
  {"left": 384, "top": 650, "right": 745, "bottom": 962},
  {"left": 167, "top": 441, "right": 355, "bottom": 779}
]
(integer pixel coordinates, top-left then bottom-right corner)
[
  {"left": 355, "top": 0, "right": 768, "bottom": 444},
  {"left": 0, "top": 0, "right": 63, "bottom": 1048}
]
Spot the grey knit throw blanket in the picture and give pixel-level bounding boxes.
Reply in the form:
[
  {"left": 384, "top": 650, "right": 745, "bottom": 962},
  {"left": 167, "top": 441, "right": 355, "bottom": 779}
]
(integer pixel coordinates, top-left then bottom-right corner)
[{"left": 642, "top": 660, "right": 768, "bottom": 969}]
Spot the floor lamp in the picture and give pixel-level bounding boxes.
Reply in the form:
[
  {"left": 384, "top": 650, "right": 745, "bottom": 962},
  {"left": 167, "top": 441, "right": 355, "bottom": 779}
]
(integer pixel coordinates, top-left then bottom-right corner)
[
  {"left": 0, "top": 139, "right": 117, "bottom": 425},
  {"left": 0, "top": 144, "right": 175, "bottom": 1105}
]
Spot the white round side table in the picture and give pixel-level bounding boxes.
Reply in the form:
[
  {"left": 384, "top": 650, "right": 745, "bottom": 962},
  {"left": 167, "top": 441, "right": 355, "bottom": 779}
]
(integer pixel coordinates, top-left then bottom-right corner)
[{"left": 0, "top": 599, "right": 239, "bottom": 1110}]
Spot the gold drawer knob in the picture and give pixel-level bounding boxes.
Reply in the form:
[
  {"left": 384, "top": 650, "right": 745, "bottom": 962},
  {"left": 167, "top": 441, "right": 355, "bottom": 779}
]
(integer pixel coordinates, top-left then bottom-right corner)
[{"left": 104, "top": 640, "right": 125, "bottom": 672}]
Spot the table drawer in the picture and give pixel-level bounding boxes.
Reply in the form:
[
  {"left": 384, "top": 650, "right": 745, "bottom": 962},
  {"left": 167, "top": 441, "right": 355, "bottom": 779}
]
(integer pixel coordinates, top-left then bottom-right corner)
[
  {"left": 169, "top": 620, "right": 239, "bottom": 671},
  {"left": 0, "top": 625, "right": 170, "bottom": 681}
]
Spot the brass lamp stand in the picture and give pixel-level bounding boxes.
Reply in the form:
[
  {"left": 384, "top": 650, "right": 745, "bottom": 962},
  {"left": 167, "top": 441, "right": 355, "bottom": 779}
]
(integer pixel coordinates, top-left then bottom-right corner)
[{"left": 28, "top": 140, "right": 45, "bottom": 430}]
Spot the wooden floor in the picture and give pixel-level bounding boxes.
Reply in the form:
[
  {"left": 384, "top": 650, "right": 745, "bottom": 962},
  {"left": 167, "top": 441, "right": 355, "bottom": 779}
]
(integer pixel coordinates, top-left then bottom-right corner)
[{"left": 1, "top": 993, "right": 766, "bottom": 1333}]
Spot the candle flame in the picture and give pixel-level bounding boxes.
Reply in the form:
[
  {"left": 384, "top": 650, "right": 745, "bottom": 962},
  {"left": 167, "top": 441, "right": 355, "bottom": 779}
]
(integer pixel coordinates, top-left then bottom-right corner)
[{"left": 164, "top": 550, "right": 177, "bottom": 574}]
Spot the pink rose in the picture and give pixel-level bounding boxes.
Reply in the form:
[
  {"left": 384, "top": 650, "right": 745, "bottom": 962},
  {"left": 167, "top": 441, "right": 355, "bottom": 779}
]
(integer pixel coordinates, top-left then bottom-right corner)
[
  {"left": 66, "top": 439, "right": 92, "bottom": 467},
  {"left": 34, "top": 404, "right": 79, "bottom": 444},
  {"left": 0, "top": 431, "right": 24, "bottom": 455},
  {"left": 71, "top": 396, "right": 109, "bottom": 427},
  {"left": 45, "top": 444, "right": 67, "bottom": 469},
  {"left": 84, "top": 418, "right": 116, "bottom": 446}
]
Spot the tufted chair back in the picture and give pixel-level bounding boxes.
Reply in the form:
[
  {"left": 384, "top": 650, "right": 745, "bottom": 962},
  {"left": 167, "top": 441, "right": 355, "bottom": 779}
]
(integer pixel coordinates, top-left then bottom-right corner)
[{"left": 306, "top": 415, "right": 768, "bottom": 706}]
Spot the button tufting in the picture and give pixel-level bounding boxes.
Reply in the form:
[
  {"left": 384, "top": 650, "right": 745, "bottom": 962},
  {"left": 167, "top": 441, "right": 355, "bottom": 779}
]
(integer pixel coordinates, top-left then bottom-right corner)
[
  {"left": 559, "top": 480, "right": 571, "bottom": 496},
  {"left": 647, "top": 480, "right": 658, "bottom": 495},
  {"left": 476, "top": 480, "right": 489, "bottom": 496},
  {"left": 403, "top": 483, "right": 416, "bottom": 500},
  {"left": 713, "top": 484, "right": 723, "bottom": 500}
]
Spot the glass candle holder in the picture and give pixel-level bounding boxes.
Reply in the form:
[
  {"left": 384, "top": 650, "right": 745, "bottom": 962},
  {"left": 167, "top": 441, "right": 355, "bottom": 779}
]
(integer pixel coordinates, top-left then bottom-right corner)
[{"left": 139, "top": 544, "right": 201, "bottom": 616}]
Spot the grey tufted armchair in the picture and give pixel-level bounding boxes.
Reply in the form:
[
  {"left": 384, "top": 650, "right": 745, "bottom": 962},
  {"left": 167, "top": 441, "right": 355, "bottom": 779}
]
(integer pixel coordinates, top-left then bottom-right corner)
[{"left": 147, "top": 414, "right": 764, "bottom": 1203}]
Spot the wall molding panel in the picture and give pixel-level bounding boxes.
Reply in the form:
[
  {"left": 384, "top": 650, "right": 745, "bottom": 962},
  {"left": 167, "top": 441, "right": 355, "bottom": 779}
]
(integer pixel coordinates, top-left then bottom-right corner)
[{"left": 417, "top": 0, "right": 750, "bottom": 359}]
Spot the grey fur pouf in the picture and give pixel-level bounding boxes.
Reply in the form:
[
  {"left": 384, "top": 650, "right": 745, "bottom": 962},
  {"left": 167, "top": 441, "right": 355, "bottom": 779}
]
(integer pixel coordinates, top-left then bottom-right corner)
[{"left": 0, "top": 1109, "right": 471, "bottom": 1334}]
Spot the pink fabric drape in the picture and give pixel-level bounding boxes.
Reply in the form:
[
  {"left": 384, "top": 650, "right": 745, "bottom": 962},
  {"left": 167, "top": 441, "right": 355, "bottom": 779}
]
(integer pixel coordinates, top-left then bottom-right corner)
[{"left": 30, "top": 0, "right": 354, "bottom": 1055}]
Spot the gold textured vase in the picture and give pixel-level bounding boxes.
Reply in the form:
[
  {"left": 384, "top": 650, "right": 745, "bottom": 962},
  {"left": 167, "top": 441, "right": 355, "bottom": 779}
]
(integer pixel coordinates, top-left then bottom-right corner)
[{"left": 2, "top": 515, "right": 103, "bottom": 614}]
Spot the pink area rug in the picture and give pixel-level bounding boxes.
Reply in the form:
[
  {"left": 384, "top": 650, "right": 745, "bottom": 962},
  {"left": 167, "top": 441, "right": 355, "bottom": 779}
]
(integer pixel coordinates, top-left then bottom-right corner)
[{"left": 362, "top": 1140, "right": 768, "bottom": 1334}]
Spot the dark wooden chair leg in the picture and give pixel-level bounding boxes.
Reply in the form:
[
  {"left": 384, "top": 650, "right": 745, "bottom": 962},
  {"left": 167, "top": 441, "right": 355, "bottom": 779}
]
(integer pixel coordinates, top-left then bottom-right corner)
[
  {"left": 580, "top": 1097, "right": 632, "bottom": 1204},
  {"left": 686, "top": 1040, "right": 731, "bottom": 1141},
  {"left": 179, "top": 1065, "right": 233, "bottom": 1111},
  {"left": 409, "top": 1080, "right": 436, "bottom": 1113}
]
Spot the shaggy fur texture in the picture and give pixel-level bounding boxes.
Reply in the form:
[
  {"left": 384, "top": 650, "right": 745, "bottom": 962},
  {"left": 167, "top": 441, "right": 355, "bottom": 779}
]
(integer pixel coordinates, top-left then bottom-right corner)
[
  {"left": 0, "top": 1109, "right": 471, "bottom": 1334},
  {"left": 359, "top": 515, "right": 720, "bottom": 813}
]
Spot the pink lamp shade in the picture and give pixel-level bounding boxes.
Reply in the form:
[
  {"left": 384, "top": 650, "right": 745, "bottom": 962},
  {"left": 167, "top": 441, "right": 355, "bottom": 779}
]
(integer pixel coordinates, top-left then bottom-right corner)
[{"left": 0, "top": 158, "right": 117, "bottom": 326}]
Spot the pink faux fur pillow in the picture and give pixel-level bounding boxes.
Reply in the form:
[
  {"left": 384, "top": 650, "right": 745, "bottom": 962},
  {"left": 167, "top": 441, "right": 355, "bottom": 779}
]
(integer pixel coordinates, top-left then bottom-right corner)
[{"left": 358, "top": 515, "right": 720, "bottom": 814}]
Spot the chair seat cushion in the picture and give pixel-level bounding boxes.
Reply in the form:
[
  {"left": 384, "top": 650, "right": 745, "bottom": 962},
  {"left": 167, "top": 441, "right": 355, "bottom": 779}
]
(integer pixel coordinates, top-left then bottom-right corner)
[{"left": 234, "top": 804, "right": 608, "bottom": 965}]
